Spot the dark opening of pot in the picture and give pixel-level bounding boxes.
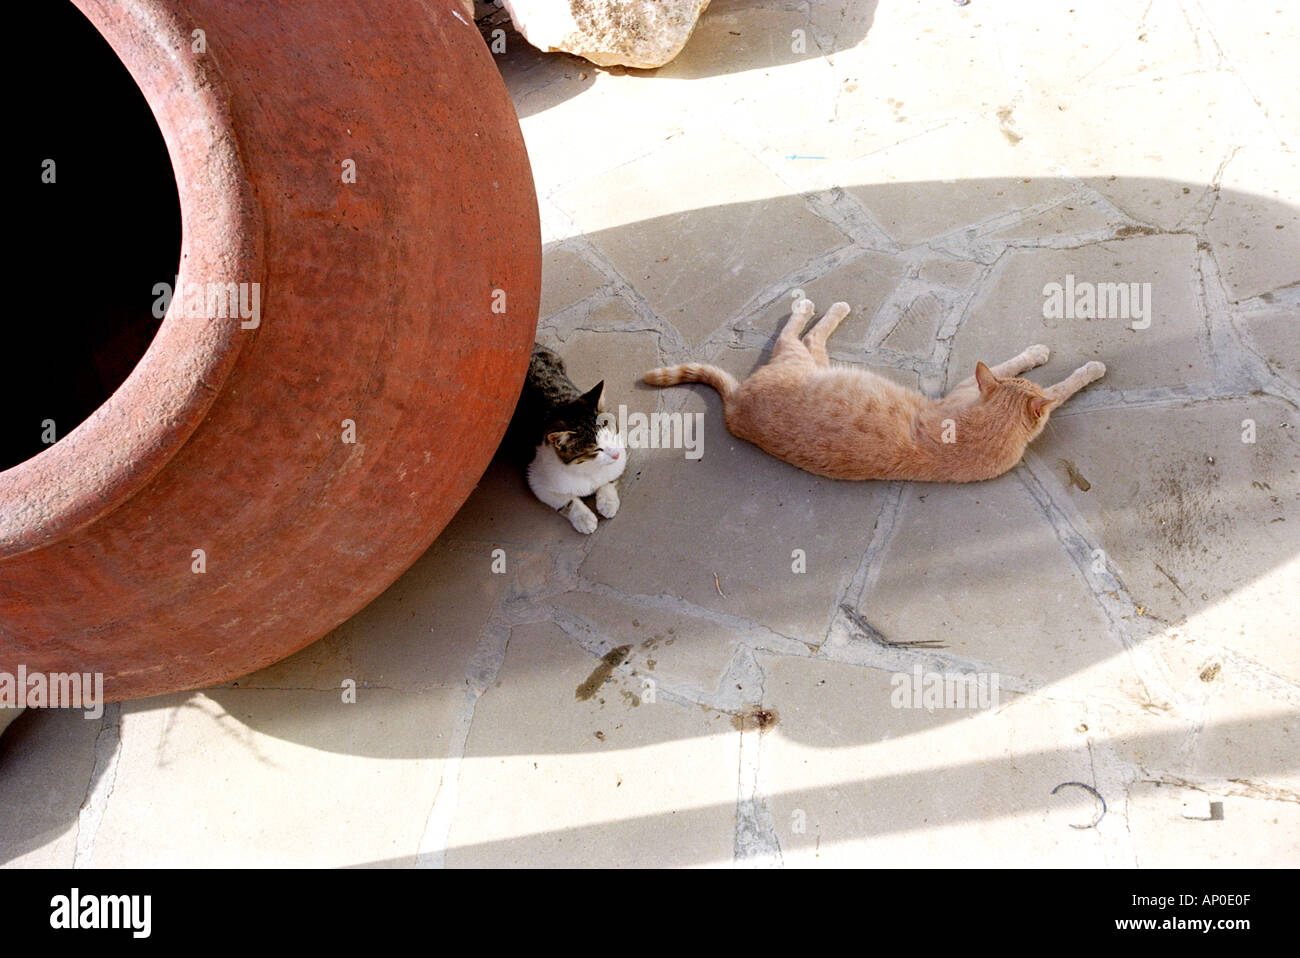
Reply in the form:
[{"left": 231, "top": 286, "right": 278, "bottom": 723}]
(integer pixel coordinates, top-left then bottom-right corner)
[{"left": 3, "top": 2, "right": 182, "bottom": 472}]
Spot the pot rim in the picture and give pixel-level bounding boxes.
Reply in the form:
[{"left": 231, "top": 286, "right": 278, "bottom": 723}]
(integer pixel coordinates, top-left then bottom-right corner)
[{"left": 0, "top": 0, "right": 262, "bottom": 559}]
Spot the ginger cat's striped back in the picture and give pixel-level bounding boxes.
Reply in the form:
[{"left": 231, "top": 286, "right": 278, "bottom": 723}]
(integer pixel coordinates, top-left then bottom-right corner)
[{"left": 644, "top": 298, "right": 1105, "bottom": 483}]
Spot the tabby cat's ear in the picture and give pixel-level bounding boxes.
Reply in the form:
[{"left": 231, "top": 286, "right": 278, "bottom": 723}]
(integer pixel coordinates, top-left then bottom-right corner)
[
  {"left": 974, "top": 361, "right": 998, "bottom": 396},
  {"left": 580, "top": 381, "right": 605, "bottom": 412},
  {"left": 545, "top": 429, "right": 573, "bottom": 449},
  {"left": 1028, "top": 395, "right": 1052, "bottom": 420}
]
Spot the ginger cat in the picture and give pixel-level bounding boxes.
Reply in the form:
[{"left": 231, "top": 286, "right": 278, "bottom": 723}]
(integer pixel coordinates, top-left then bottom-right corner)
[{"left": 644, "top": 298, "right": 1105, "bottom": 482}]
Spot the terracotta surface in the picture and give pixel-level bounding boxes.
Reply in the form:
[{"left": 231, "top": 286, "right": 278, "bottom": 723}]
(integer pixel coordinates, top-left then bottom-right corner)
[{"left": 0, "top": 0, "right": 540, "bottom": 700}]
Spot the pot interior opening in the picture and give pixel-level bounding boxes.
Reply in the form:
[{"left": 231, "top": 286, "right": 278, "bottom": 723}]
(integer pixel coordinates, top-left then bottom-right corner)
[{"left": 5, "top": 2, "right": 182, "bottom": 472}]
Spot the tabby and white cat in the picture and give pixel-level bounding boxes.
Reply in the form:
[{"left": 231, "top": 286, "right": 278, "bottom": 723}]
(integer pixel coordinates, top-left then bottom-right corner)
[
  {"left": 644, "top": 298, "right": 1105, "bottom": 482},
  {"left": 509, "top": 344, "right": 626, "bottom": 533}
]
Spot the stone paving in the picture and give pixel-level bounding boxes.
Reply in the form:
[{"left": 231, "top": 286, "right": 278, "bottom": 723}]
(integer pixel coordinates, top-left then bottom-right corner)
[{"left": 3, "top": 0, "right": 1297, "bottom": 867}]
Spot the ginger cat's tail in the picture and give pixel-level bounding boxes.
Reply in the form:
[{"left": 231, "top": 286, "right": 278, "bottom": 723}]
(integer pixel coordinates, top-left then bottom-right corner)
[{"left": 643, "top": 363, "right": 739, "bottom": 402}]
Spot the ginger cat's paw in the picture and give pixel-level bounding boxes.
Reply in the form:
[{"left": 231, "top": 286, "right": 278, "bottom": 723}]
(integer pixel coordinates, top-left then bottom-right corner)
[
  {"left": 1083, "top": 360, "right": 1106, "bottom": 381},
  {"left": 1025, "top": 344, "right": 1051, "bottom": 366},
  {"left": 595, "top": 484, "right": 620, "bottom": 518},
  {"left": 793, "top": 298, "right": 815, "bottom": 317}
]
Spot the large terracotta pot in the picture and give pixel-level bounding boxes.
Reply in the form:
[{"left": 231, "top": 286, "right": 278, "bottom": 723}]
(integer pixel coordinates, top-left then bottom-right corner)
[{"left": 0, "top": 0, "right": 540, "bottom": 700}]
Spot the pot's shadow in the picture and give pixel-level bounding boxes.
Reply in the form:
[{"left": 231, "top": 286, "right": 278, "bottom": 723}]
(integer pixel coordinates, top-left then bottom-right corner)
[{"left": 211, "top": 178, "right": 1296, "bottom": 748}]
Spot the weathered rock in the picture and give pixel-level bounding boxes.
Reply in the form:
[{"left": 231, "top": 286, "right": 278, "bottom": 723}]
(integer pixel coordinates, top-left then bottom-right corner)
[{"left": 500, "top": 0, "right": 711, "bottom": 69}]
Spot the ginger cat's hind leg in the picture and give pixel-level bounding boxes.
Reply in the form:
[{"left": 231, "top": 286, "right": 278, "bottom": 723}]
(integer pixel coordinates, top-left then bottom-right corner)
[
  {"left": 801, "top": 301, "right": 851, "bottom": 366},
  {"left": 770, "top": 297, "right": 817, "bottom": 364}
]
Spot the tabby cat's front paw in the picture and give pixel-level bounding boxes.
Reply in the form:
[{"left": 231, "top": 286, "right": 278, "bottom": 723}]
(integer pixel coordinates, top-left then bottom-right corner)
[
  {"left": 595, "top": 483, "right": 620, "bottom": 519},
  {"left": 563, "top": 500, "right": 599, "bottom": 534}
]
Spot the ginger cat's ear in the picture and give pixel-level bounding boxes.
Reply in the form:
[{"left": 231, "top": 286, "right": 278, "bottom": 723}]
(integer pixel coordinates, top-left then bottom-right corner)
[
  {"left": 974, "top": 361, "right": 998, "bottom": 396},
  {"left": 1028, "top": 395, "right": 1052, "bottom": 420}
]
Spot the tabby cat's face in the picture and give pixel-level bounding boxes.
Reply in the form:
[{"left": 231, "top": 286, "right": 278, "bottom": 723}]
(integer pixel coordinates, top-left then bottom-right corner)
[{"left": 544, "top": 382, "right": 624, "bottom": 466}]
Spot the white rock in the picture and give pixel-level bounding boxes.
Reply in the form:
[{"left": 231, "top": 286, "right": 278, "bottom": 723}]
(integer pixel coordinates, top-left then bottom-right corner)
[
  {"left": 1179, "top": 794, "right": 1224, "bottom": 821},
  {"left": 500, "top": 0, "right": 711, "bottom": 69}
]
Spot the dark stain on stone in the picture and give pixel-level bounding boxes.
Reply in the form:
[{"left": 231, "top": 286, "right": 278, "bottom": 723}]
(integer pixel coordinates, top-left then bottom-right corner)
[
  {"left": 1151, "top": 464, "right": 1225, "bottom": 553},
  {"left": 732, "top": 707, "right": 780, "bottom": 733},
  {"left": 576, "top": 645, "right": 630, "bottom": 701},
  {"left": 996, "top": 105, "right": 1022, "bottom": 145},
  {"left": 1061, "top": 458, "right": 1092, "bottom": 491},
  {"left": 1199, "top": 662, "right": 1222, "bottom": 682},
  {"left": 1115, "top": 224, "right": 1158, "bottom": 238}
]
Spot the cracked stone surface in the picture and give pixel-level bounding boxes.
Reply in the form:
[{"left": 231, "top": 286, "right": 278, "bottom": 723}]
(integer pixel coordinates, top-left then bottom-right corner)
[
  {"left": 949, "top": 235, "right": 1213, "bottom": 392},
  {"left": 2, "top": 0, "right": 1296, "bottom": 868},
  {"left": 442, "top": 622, "right": 739, "bottom": 866}
]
